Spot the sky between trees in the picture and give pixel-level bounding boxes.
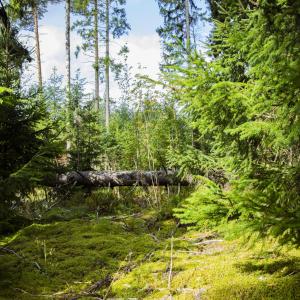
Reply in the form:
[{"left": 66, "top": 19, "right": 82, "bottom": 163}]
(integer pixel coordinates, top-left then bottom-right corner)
[{"left": 19, "top": 0, "right": 211, "bottom": 98}]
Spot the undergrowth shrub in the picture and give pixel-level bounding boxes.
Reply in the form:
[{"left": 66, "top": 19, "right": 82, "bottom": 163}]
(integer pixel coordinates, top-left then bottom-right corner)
[
  {"left": 173, "top": 177, "right": 240, "bottom": 230},
  {"left": 156, "top": 194, "right": 182, "bottom": 220}
]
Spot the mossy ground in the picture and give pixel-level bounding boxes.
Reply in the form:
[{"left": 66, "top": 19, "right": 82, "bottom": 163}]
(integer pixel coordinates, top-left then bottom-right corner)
[
  {"left": 111, "top": 231, "right": 299, "bottom": 300},
  {"left": 0, "top": 206, "right": 299, "bottom": 299}
]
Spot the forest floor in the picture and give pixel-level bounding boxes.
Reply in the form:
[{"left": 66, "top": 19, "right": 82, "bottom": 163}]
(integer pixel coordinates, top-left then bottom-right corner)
[{"left": 0, "top": 204, "right": 299, "bottom": 300}]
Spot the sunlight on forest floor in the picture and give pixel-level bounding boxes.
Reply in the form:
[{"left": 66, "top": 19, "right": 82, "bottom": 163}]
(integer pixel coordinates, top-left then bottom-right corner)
[{"left": 0, "top": 208, "right": 299, "bottom": 300}]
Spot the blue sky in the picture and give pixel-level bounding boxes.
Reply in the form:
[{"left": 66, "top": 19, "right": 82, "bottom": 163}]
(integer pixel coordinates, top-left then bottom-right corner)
[
  {"left": 23, "top": 0, "right": 210, "bottom": 98},
  {"left": 41, "top": 0, "right": 162, "bottom": 35}
]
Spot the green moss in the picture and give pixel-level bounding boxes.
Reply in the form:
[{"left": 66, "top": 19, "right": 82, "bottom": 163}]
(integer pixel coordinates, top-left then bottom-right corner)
[
  {"left": 111, "top": 233, "right": 299, "bottom": 300},
  {"left": 0, "top": 216, "right": 163, "bottom": 299},
  {"left": 41, "top": 206, "right": 89, "bottom": 222},
  {"left": 0, "top": 211, "right": 299, "bottom": 300}
]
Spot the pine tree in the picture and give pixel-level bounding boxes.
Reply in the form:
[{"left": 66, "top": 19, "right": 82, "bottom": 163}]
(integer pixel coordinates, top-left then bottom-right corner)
[
  {"left": 73, "top": 0, "right": 130, "bottom": 126},
  {"left": 72, "top": 0, "right": 101, "bottom": 111},
  {"left": 0, "top": 3, "right": 61, "bottom": 221},
  {"left": 156, "top": 0, "right": 200, "bottom": 67},
  {"left": 104, "top": 0, "right": 109, "bottom": 129},
  {"left": 104, "top": 0, "right": 130, "bottom": 130},
  {"left": 65, "top": 0, "right": 71, "bottom": 108},
  {"left": 0, "top": 0, "right": 31, "bottom": 87},
  {"left": 9, "top": 0, "right": 60, "bottom": 90}
]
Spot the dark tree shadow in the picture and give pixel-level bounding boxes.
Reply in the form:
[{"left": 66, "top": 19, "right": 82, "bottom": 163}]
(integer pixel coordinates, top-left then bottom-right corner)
[{"left": 236, "top": 257, "right": 300, "bottom": 276}]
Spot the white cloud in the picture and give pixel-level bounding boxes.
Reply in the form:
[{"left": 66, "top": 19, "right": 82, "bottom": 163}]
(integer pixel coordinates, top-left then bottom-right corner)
[
  {"left": 40, "top": 25, "right": 66, "bottom": 78},
  {"left": 21, "top": 24, "right": 161, "bottom": 100},
  {"left": 122, "top": 34, "right": 161, "bottom": 77}
]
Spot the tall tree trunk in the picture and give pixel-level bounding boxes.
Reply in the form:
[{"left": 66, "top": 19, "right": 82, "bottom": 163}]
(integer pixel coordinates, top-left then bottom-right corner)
[
  {"left": 32, "top": 4, "right": 42, "bottom": 90},
  {"left": 105, "top": 0, "right": 110, "bottom": 130},
  {"left": 65, "top": 0, "right": 71, "bottom": 102},
  {"left": 65, "top": 0, "right": 71, "bottom": 151},
  {"left": 94, "top": 0, "right": 99, "bottom": 111},
  {"left": 185, "top": 0, "right": 191, "bottom": 55}
]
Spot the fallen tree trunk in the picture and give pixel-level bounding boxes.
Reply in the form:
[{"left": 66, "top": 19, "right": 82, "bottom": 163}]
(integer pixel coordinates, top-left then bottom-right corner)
[{"left": 51, "top": 170, "right": 190, "bottom": 187}]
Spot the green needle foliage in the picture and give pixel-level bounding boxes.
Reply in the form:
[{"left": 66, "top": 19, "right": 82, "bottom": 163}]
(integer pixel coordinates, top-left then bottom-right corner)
[
  {"left": 170, "top": 0, "right": 300, "bottom": 245},
  {"left": 0, "top": 4, "right": 62, "bottom": 224}
]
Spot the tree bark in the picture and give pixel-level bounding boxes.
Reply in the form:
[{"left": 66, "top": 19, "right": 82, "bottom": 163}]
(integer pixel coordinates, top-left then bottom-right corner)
[
  {"left": 105, "top": 0, "right": 110, "bottom": 130},
  {"left": 50, "top": 170, "right": 190, "bottom": 187},
  {"left": 65, "top": 0, "right": 71, "bottom": 101},
  {"left": 32, "top": 4, "right": 42, "bottom": 90},
  {"left": 185, "top": 0, "right": 191, "bottom": 55},
  {"left": 65, "top": 0, "right": 71, "bottom": 152},
  {"left": 94, "top": 0, "right": 100, "bottom": 111}
]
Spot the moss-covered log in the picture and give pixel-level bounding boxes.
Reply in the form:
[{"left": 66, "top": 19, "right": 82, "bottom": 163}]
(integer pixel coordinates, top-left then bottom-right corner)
[{"left": 52, "top": 170, "right": 189, "bottom": 187}]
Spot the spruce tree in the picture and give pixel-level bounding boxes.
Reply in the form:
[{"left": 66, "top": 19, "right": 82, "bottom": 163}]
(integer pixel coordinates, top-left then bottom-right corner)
[
  {"left": 0, "top": 3, "right": 61, "bottom": 222},
  {"left": 171, "top": 0, "right": 300, "bottom": 245}
]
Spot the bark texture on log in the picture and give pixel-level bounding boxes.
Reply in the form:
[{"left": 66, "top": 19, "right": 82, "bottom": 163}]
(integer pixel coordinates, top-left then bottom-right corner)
[{"left": 55, "top": 170, "right": 189, "bottom": 187}]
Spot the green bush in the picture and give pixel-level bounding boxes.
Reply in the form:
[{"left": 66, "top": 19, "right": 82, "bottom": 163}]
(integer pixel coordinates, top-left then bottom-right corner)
[{"left": 174, "top": 179, "right": 232, "bottom": 230}]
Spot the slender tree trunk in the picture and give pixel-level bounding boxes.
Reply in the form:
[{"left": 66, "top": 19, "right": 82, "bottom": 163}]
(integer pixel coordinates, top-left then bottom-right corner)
[
  {"left": 65, "top": 0, "right": 71, "bottom": 101},
  {"left": 105, "top": 0, "right": 110, "bottom": 130},
  {"left": 32, "top": 4, "right": 42, "bottom": 90},
  {"left": 65, "top": 0, "right": 71, "bottom": 151},
  {"left": 94, "top": 0, "right": 100, "bottom": 111},
  {"left": 185, "top": 0, "right": 191, "bottom": 55},
  {"left": 4, "top": 28, "right": 9, "bottom": 86}
]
